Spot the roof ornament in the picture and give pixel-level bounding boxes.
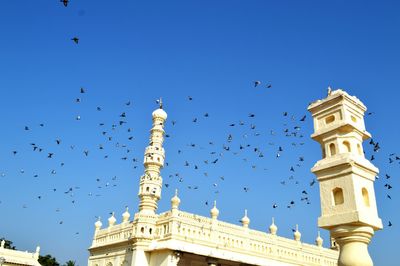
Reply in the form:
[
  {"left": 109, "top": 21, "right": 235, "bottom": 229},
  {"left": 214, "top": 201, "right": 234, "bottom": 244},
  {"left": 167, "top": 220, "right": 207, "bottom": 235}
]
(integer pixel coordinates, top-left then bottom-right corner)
[
  {"left": 156, "top": 97, "right": 163, "bottom": 109},
  {"left": 327, "top": 86, "right": 332, "bottom": 96}
]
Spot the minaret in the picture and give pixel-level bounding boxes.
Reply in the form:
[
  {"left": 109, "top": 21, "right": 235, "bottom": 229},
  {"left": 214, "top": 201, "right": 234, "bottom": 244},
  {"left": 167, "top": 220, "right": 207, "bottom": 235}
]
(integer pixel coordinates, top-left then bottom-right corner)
[
  {"left": 308, "top": 89, "right": 382, "bottom": 266},
  {"left": 137, "top": 98, "right": 167, "bottom": 215}
]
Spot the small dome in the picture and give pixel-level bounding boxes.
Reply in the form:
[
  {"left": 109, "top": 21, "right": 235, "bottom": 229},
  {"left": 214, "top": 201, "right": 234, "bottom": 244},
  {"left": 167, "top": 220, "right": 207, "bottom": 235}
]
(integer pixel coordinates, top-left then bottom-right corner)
[
  {"left": 122, "top": 207, "right": 130, "bottom": 222},
  {"left": 316, "top": 231, "right": 323, "bottom": 247},
  {"left": 171, "top": 189, "right": 181, "bottom": 209},
  {"left": 95, "top": 217, "right": 102, "bottom": 230},
  {"left": 210, "top": 201, "right": 219, "bottom": 219},
  {"left": 294, "top": 224, "right": 301, "bottom": 241},
  {"left": 152, "top": 108, "right": 167, "bottom": 120},
  {"left": 108, "top": 212, "right": 116, "bottom": 227},
  {"left": 269, "top": 217, "right": 278, "bottom": 235},
  {"left": 241, "top": 209, "right": 250, "bottom": 227}
]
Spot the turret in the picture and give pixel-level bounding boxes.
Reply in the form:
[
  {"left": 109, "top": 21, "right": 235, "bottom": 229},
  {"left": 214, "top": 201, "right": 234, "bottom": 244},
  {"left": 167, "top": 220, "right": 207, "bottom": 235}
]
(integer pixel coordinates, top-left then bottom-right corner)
[
  {"left": 308, "top": 88, "right": 382, "bottom": 266},
  {"left": 138, "top": 98, "right": 167, "bottom": 215}
]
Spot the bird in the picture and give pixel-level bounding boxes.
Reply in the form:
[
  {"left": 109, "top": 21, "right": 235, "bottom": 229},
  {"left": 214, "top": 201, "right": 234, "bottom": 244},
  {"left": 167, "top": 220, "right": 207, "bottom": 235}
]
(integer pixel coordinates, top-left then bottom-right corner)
[
  {"left": 71, "top": 37, "right": 79, "bottom": 44},
  {"left": 60, "top": 0, "right": 69, "bottom": 7},
  {"left": 254, "top": 81, "right": 261, "bottom": 87},
  {"left": 300, "top": 115, "right": 306, "bottom": 122}
]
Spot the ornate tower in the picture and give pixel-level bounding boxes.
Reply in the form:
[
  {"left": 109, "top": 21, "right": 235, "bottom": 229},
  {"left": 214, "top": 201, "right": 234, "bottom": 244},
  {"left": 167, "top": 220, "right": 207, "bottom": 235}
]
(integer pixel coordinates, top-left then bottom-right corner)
[
  {"left": 308, "top": 88, "right": 382, "bottom": 266},
  {"left": 138, "top": 99, "right": 167, "bottom": 215}
]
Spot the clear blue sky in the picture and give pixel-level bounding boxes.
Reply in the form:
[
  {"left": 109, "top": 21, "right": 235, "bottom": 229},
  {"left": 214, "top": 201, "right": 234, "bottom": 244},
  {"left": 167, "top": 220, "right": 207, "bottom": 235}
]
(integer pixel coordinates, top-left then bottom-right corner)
[{"left": 0, "top": 1, "right": 399, "bottom": 265}]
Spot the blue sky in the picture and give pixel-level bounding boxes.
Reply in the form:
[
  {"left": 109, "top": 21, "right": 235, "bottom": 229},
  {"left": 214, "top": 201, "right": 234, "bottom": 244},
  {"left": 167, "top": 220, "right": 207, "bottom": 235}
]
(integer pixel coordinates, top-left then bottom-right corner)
[{"left": 0, "top": 0, "right": 399, "bottom": 265}]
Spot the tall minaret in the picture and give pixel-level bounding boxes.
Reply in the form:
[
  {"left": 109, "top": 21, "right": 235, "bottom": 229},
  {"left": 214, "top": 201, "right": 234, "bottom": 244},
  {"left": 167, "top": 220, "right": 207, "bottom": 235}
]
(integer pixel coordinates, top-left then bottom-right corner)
[
  {"left": 138, "top": 98, "right": 167, "bottom": 215},
  {"left": 308, "top": 89, "right": 382, "bottom": 266}
]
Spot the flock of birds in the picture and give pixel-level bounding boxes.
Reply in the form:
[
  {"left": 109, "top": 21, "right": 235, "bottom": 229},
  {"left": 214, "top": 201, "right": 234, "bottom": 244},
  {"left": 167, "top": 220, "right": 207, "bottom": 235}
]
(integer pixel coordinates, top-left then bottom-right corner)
[{"left": 0, "top": 0, "right": 395, "bottom": 239}]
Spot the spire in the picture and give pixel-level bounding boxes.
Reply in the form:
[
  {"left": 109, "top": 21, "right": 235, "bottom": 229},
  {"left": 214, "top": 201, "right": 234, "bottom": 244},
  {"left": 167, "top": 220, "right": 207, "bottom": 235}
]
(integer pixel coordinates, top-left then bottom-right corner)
[{"left": 137, "top": 102, "right": 167, "bottom": 214}]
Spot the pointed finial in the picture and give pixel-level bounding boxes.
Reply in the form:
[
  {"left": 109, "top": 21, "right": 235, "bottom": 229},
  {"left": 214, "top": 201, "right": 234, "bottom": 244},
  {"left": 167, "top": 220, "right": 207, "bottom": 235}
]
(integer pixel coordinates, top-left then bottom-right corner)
[
  {"left": 327, "top": 86, "right": 332, "bottom": 96},
  {"left": 241, "top": 209, "right": 250, "bottom": 228},
  {"left": 269, "top": 217, "right": 278, "bottom": 235},
  {"left": 316, "top": 230, "right": 323, "bottom": 247},
  {"left": 108, "top": 212, "right": 116, "bottom": 227},
  {"left": 158, "top": 97, "right": 163, "bottom": 109},
  {"left": 294, "top": 224, "right": 301, "bottom": 241},
  {"left": 171, "top": 189, "right": 181, "bottom": 210},
  {"left": 210, "top": 200, "right": 219, "bottom": 219},
  {"left": 95, "top": 216, "right": 102, "bottom": 230},
  {"left": 122, "top": 206, "right": 130, "bottom": 223}
]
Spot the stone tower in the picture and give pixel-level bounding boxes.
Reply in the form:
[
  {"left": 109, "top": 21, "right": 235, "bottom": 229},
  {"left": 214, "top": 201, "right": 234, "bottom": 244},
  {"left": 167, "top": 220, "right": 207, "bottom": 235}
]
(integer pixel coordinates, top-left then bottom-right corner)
[
  {"left": 138, "top": 100, "right": 167, "bottom": 215},
  {"left": 308, "top": 88, "right": 382, "bottom": 266},
  {"left": 133, "top": 100, "right": 167, "bottom": 245}
]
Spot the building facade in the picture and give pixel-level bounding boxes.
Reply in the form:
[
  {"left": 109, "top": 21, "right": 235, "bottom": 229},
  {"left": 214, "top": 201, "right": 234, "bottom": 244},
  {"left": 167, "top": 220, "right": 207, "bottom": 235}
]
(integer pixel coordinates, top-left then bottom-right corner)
[
  {"left": 88, "top": 89, "right": 381, "bottom": 266},
  {"left": 0, "top": 240, "right": 41, "bottom": 266}
]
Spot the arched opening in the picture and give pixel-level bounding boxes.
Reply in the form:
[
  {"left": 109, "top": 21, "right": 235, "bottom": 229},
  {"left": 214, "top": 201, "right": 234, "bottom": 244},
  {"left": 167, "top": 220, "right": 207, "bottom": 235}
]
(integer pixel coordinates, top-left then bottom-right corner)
[
  {"left": 146, "top": 187, "right": 150, "bottom": 192},
  {"left": 140, "top": 227, "right": 144, "bottom": 233},
  {"left": 329, "top": 143, "right": 337, "bottom": 156},
  {"left": 332, "top": 188, "right": 344, "bottom": 205},
  {"left": 362, "top": 188, "right": 370, "bottom": 207},
  {"left": 325, "top": 115, "right": 335, "bottom": 124},
  {"left": 357, "top": 144, "right": 363, "bottom": 155},
  {"left": 343, "top": 141, "right": 351, "bottom": 153},
  {"left": 149, "top": 228, "right": 153, "bottom": 235},
  {"left": 322, "top": 147, "right": 326, "bottom": 158}
]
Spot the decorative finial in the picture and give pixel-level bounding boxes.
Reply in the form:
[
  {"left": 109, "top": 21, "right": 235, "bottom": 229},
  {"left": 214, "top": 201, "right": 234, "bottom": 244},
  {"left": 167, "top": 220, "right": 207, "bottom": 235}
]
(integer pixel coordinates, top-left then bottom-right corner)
[
  {"left": 210, "top": 200, "right": 219, "bottom": 219},
  {"left": 269, "top": 217, "right": 278, "bottom": 235},
  {"left": 241, "top": 209, "right": 250, "bottom": 228},
  {"left": 327, "top": 86, "right": 332, "bottom": 96},
  {"left": 171, "top": 189, "right": 181, "bottom": 210},
  {"left": 294, "top": 224, "right": 301, "bottom": 241},
  {"left": 122, "top": 206, "right": 131, "bottom": 223},
  {"left": 108, "top": 212, "right": 116, "bottom": 227},
  {"left": 95, "top": 216, "right": 102, "bottom": 230},
  {"left": 316, "top": 231, "right": 323, "bottom": 247},
  {"left": 158, "top": 97, "right": 163, "bottom": 109}
]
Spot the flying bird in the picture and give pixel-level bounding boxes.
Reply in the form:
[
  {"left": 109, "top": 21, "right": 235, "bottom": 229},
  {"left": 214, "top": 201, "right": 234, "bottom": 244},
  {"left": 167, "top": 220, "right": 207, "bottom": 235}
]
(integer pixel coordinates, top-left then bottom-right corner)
[{"left": 71, "top": 37, "right": 79, "bottom": 44}]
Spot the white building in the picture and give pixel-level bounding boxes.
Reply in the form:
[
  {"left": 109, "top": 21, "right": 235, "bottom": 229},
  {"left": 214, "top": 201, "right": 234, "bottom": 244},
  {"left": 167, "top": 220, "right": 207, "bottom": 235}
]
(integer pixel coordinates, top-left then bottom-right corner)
[
  {"left": 0, "top": 240, "right": 41, "bottom": 266},
  {"left": 88, "top": 90, "right": 381, "bottom": 266}
]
